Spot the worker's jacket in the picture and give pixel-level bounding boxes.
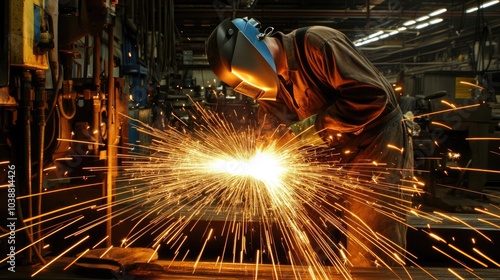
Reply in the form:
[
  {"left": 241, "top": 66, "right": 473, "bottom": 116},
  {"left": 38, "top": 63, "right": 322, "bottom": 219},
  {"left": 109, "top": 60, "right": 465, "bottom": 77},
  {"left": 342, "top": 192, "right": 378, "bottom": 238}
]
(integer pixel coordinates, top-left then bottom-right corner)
[
  {"left": 259, "top": 26, "right": 403, "bottom": 150},
  {"left": 258, "top": 26, "right": 414, "bottom": 267}
]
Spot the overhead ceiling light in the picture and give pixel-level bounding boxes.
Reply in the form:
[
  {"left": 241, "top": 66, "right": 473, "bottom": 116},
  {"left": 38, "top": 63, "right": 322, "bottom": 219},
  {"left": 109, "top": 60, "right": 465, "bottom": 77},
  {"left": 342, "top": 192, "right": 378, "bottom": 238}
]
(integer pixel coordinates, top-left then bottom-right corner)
[
  {"left": 403, "top": 20, "right": 416, "bottom": 26},
  {"left": 466, "top": 0, "right": 499, "bottom": 13},
  {"left": 429, "top": 18, "right": 443, "bottom": 25},
  {"left": 416, "top": 16, "right": 430, "bottom": 22},
  {"left": 368, "top": 31, "right": 384, "bottom": 38},
  {"left": 482, "top": 0, "right": 500, "bottom": 8},
  {"left": 354, "top": 7, "right": 446, "bottom": 46},
  {"left": 430, "top": 8, "right": 447, "bottom": 16},
  {"left": 416, "top": 23, "right": 429, "bottom": 29}
]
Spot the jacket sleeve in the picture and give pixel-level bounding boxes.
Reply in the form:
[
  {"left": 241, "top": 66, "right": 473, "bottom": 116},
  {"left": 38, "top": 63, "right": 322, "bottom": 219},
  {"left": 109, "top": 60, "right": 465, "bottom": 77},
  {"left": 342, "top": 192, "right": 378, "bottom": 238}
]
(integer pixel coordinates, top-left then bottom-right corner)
[
  {"left": 258, "top": 96, "right": 298, "bottom": 132},
  {"left": 305, "top": 30, "right": 389, "bottom": 134}
]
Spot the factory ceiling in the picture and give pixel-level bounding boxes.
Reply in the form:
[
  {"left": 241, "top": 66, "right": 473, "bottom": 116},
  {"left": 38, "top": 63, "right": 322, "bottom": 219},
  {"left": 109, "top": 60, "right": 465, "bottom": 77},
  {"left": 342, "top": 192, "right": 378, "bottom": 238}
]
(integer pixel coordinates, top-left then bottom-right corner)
[{"left": 173, "top": 0, "right": 500, "bottom": 75}]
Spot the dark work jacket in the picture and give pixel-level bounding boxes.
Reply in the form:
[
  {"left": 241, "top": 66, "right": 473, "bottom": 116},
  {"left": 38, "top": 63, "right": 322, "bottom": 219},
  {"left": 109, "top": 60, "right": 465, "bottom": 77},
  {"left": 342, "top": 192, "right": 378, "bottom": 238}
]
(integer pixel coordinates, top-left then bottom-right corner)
[
  {"left": 258, "top": 26, "right": 402, "bottom": 148},
  {"left": 258, "top": 26, "right": 413, "bottom": 266}
]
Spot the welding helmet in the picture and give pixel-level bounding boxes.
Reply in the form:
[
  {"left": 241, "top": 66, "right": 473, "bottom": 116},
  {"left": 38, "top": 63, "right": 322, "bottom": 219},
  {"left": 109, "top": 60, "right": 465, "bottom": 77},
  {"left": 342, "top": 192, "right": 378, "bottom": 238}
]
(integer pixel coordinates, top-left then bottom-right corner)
[{"left": 206, "top": 17, "right": 279, "bottom": 101}]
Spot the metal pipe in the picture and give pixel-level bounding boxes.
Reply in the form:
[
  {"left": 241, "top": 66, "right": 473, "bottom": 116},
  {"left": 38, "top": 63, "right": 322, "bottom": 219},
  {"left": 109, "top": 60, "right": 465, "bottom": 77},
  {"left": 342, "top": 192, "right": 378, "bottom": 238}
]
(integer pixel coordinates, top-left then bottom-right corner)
[
  {"left": 84, "top": 35, "right": 90, "bottom": 78},
  {"left": 13, "top": 72, "right": 45, "bottom": 265},
  {"left": 106, "top": 18, "right": 116, "bottom": 248},
  {"left": 21, "top": 70, "right": 33, "bottom": 262},
  {"left": 34, "top": 70, "right": 47, "bottom": 255},
  {"left": 92, "top": 99, "right": 100, "bottom": 156},
  {"left": 93, "top": 35, "right": 101, "bottom": 92},
  {"left": 93, "top": 35, "right": 102, "bottom": 155}
]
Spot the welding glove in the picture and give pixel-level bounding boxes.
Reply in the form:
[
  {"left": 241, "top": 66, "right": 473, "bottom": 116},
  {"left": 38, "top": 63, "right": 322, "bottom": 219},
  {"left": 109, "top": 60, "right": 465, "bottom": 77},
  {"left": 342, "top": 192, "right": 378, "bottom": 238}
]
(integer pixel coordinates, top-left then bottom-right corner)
[
  {"left": 403, "top": 111, "right": 421, "bottom": 137},
  {"left": 287, "top": 114, "right": 326, "bottom": 146}
]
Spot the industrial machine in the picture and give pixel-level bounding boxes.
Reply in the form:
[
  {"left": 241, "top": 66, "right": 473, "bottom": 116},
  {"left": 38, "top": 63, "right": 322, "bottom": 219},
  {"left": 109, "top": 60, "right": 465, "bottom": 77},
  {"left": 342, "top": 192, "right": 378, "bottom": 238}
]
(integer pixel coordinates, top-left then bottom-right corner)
[
  {"left": 0, "top": 0, "right": 147, "bottom": 265},
  {"left": 0, "top": 0, "right": 110, "bottom": 263}
]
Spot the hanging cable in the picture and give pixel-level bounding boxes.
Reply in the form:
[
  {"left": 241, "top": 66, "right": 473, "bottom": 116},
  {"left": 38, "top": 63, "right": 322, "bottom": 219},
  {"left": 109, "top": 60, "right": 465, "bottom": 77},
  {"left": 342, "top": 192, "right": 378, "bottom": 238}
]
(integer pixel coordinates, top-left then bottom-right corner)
[
  {"left": 46, "top": 64, "right": 63, "bottom": 121},
  {"left": 57, "top": 95, "right": 76, "bottom": 120}
]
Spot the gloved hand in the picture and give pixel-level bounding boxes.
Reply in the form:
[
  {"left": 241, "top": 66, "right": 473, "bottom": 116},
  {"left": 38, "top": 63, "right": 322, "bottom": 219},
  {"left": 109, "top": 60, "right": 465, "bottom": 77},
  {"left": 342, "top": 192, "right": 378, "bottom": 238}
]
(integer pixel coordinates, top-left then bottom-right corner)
[
  {"left": 403, "top": 111, "right": 421, "bottom": 137},
  {"left": 287, "top": 114, "right": 326, "bottom": 146}
]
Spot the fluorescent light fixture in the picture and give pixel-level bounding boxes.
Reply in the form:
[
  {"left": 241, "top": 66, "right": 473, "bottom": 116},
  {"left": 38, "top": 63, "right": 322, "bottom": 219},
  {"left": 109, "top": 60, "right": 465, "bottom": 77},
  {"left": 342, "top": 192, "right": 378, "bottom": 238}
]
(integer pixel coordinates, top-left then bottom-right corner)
[
  {"left": 482, "top": 0, "right": 500, "bottom": 8},
  {"left": 368, "top": 31, "right": 384, "bottom": 38},
  {"left": 429, "top": 8, "right": 447, "bottom": 16},
  {"left": 354, "top": 7, "right": 447, "bottom": 47},
  {"left": 416, "top": 23, "right": 429, "bottom": 29},
  {"left": 466, "top": 7, "right": 479, "bottom": 13},
  {"left": 355, "top": 40, "right": 369, "bottom": 46},
  {"left": 466, "top": 0, "right": 499, "bottom": 13},
  {"left": 416, "top": 16, "right": 429, "bottom": 22},
  {"left": 403, "top": 20, "right": 416, "bottom": 26},
  {"left": 355, "top": 37, "right": 379, "bottom": 46},
  {"left": 429, "top": 18, "right": 443, "bottom": 25}
]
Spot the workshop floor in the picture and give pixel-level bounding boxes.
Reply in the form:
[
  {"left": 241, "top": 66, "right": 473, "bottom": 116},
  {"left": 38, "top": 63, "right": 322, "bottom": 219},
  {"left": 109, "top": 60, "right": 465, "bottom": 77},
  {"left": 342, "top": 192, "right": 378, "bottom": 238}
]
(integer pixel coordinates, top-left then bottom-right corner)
[
  {"left": 2, "top": 257, "right": 500, "bottom": 280},
  {"left": 3, "top": 176, "right": 500, "bottom": 279}
]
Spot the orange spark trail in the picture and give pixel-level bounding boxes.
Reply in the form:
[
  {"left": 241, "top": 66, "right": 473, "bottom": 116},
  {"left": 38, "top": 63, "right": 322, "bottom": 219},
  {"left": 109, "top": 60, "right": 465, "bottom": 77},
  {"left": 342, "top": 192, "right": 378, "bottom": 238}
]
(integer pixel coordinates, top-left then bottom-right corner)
[{"left": 31, "top": 235, "right": 89, "bottom": 277}]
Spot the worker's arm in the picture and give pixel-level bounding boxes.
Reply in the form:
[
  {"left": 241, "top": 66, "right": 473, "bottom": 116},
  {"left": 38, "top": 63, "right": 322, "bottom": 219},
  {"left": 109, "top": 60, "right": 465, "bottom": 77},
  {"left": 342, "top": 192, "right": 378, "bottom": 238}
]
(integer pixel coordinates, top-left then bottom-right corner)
[{"left": 257, "top": 95, "right": 298, "bottom": 132}]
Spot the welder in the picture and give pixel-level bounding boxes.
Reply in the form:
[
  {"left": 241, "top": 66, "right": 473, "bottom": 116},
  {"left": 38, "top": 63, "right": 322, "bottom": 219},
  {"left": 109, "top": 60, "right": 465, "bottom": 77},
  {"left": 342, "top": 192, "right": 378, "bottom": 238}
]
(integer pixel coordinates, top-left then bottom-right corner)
[{"left": 206, "top": 17, "right": 414, "bottom": 267}]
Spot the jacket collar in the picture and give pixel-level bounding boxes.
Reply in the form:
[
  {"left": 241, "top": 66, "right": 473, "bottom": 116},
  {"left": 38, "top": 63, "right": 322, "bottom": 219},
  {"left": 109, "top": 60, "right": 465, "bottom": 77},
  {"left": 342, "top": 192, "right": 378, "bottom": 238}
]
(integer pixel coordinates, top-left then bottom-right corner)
[{"left": 273, "top": 31, "right": 300, "bottom": 72}]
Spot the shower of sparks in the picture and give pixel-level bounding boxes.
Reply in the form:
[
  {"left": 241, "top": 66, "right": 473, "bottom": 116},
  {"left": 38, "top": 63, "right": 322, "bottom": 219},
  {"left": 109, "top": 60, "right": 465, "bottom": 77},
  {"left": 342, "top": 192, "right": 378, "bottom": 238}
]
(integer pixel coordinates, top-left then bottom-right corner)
[
  {"left": 31, "top": 235, "right": 90, "bottom": 277},
  {"left": 5, "top": 98, "right": 500, "bottom": 279},
  {"left": 0, "top": 216, "right": 84, "bottom": 264},
  {"left": 112, "top": 105, "right": 366, "bottom": 278},
  {"left": 98, "top": 102, "right": 433, "bottom": 280}
]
